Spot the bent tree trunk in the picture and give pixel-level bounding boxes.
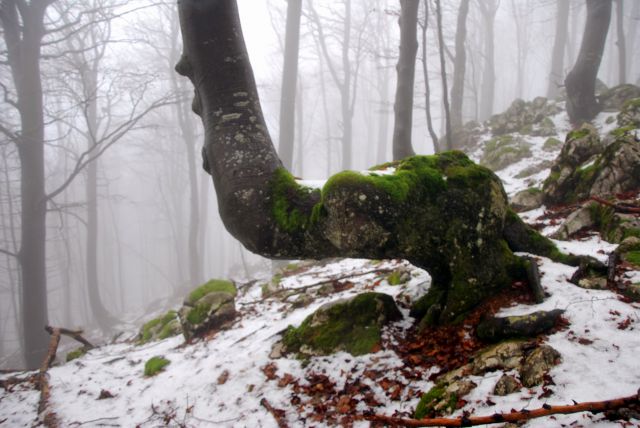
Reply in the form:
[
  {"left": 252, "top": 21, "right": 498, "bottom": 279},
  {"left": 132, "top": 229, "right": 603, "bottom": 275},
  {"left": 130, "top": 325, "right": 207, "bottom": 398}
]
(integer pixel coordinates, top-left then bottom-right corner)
[
  {"left": 565, "top": 0, "right": 612, "bottom": 125},
  {"left": 176, "top": 0, "right": 575, "bottom": 325}
]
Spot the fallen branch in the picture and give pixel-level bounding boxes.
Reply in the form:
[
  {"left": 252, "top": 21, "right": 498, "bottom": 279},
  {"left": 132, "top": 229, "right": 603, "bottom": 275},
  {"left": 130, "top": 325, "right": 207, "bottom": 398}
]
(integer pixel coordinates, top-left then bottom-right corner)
[
  {"left": 38, "top": 327, "right": 61, "bottom": 427},
  {"left": 364, "top": 390, "right": 640, "bottom": 427},
  {"left": 590, "top": 196, "right": 640, "bottom": 214},
  {"left": 260, "top": 398, "right": 289, "bottom": 428},
  {"left": 44, "top": 326, "right": 94, "bottom": 350}
]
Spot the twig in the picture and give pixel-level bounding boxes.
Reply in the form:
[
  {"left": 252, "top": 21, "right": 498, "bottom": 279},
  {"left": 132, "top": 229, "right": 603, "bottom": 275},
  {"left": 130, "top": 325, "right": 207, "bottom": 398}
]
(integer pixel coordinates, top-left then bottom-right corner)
[
  {"left": 364, "top": 390, "right": 640, "bottom": 427},
  {"left": 260, "top": 398, "right": 289, "bottom": 428},
  {"left": 590, "top": 196, "right": 640, "bottom": 214}
]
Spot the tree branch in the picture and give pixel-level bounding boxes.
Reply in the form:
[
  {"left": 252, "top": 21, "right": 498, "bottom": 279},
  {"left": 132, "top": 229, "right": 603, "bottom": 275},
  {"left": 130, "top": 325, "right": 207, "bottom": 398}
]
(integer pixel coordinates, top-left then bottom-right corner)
[{"left": 364, "top": 390, "right": 640, "bottom": 427}]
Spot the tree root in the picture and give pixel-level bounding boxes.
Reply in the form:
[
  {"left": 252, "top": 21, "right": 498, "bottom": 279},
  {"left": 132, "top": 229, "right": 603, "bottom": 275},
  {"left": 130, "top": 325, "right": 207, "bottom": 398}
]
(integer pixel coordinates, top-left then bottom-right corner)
[{"left": 363, "top": 390, "right": 640, "bottom": 427}]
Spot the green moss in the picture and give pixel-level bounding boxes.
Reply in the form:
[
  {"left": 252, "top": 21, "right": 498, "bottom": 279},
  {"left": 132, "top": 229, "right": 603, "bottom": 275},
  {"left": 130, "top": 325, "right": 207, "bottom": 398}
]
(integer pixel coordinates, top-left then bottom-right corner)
[
  {"left": 186, "top": 301, "right": 210, "bottom": 325},
  {"left": 270, "top": 168, "right": 319, "bottom": 232},
  {"left": 623, "top": 228, "right": 640, "bottom": 240},
  {"left": 526, "top": 187, "right": 542, "bottom": 195},
  {"left": 610, "top": 125, "right": 637, "bottom": 137},
  {"left": 144, "top": 356, "right": 170, "bottom": 376},
  {"left": 543, "top": 137, "right": 562, "bottom": 151},
  {"left": 480, "top": 136, "right": 532, "bottom": 170},
  {"left": 415, "top": 383, "right": 457, "bottom": 419},
  {"left": 158, "top": 319, "right": 181, "bottom": 340},
  {"left": 282, "top": 292, "right": 401, "bottom": 356},
  {"left": 625, "top": 251, "right": 640, "bottom": 267},
  {"left": 188, "top": 279, "right": 236, "bottom": 304},
  {"left": 622, "top": 97, "right": 640, "bottom": 110},
  {"left": 139, "top": 310, "right": 179, "bottom": 344},
  {"left": 386, "top": 271, "right": 403, "bottom": 285},
  {"left": 567, "top": 128, "right": 590, "bottom": 140},
  {"left": 66, "top": 347, "right": 87, "bottom": 362}
]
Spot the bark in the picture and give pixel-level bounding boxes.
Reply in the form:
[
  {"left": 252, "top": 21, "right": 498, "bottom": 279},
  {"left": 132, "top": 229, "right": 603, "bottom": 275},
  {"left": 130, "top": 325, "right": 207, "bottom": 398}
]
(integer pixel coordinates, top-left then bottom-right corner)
[
  {"left": 392, "top": 0, "right": 419, "bottom": 161},
  {"left": 547, "top": 0, "right": 570, "bottom": 99},
  {"left": 278, "top": 0, "right": 302, "bottom": 170},
  {"left": 615, "top": 0, "right": 626, "bottom": 85},
  {"left": 1, "top": 0, "right": 51, "bottom": 369},
  {"left": 176, "top": 0, "right": 580, "bottom": 325},
  {"left": 374, "top": 0, "right": 391, "bottom": 164},
  {"left": 477, "top": 0, "right": 497, "bottom": 121},
  {"left": 434, "top": 0, "right": 452, "bottom": 150},
  {"left": 420, "top": 0, "right": 440, "bottom": 153},
  {"left": 565, "top": 0, "right": 612, "bottom": 125},
  {"left": 450, "top": 0, "right": 470, "bottom": 132}
]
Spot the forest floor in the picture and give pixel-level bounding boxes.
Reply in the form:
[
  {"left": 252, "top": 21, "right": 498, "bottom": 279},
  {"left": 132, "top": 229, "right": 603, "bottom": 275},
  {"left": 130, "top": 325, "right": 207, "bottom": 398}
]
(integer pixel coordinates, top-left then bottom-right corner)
[{"left": 1, "top": 104, "right": 639, "bottom": 427}]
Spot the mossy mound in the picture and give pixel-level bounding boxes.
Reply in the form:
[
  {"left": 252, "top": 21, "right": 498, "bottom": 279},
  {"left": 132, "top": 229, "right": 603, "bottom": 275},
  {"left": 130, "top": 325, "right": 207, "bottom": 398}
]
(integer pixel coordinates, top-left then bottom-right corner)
[
  {"left": 268, "top": 151, "right": 568, "bottom": 325},
  {"left": 144, "top": 356, "right": 170, "bottom": 377},
  {"left": 179, "top": 280, "right": 237, "bottom": 340},
  {"left": 488, "top": 97, "right": 560, "bottom": 136},
  {"left": 281, "top": 292, "right": 402, "bottom": 357},
  {"left": 137, "top": 310, "right": 181, "bottom": 344},
  {"left": 542, "top": 137, "right": 563, "bottom": 152},
  {"left": 480, "top": 135, "right": 532, "bottom": 171},
  {"left": 66, "top": 347, "right": 88, "bottom": 362},
  {"left": 590, "top": 203, "right": 640, "bottom": 243}
]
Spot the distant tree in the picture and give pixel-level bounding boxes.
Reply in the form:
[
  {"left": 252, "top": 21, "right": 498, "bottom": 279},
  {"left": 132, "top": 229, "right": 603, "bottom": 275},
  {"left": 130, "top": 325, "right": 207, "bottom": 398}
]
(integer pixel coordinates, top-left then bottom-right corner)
[
  {"left": 392, "top": 0, "right": 419, "bottom": 160},
  {"left": 565, "top": 0, "right": 612, "bottom": 125},
  {"left": 614, "top": 0, "right": 626, "bottom": 85},
  {"left": 419, "top": 0, "right": 440, "bottom": 152},
  {"left": 548, "top": 0, "right": 570, "bottom": 99},
  {"left": 477, "top": 0, "right": 498, "bottom": 121},
  {"left": 450, "top": 0, "right": 470, "bottom": 133},
  {"left": 434, "top": 0, "right": 452, "bottom": 150},
  {"left": 278, "top": 0, "right": 302, "bottom": 170}
]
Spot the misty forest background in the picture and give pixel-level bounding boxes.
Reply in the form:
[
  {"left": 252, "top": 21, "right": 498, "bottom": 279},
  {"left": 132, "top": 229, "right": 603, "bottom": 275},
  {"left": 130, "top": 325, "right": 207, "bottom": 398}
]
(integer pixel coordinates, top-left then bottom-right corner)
[{"left": 1, "top": 0, "right": 639, "bottom": 369}]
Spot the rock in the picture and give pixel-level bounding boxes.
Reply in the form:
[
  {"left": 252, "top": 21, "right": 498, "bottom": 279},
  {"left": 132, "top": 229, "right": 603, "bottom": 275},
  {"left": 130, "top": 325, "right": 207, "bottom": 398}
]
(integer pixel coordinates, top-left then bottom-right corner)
[
  {"left": 551, "top": 202, "right": 596, "bottom": 240},
  {"left": 493, "top": 374, "right": 521, "bottom": 396},
  {"left": 488, "top": 97, "right": 561, "bottom": 136},
  {"left": 480, "top": 135, "right": 532, "bottom": 171},
  {"left": 137, "top": 310, "right": 182, "bottom": 344},
  {"left": 599, "top": 84, "right": 640, "bottom": 111},
  {"left": 542, "top": 137, "right": 563, "bottom": 152},
  {"left": 281, "top": 292, "right": 402, "bottom": 357},
  {"left": 616, "top": 237, "right": 640, "bottom": 269},
  {"left": 514, "top": 160, "right": 554, "bottom": 179},
  {"left": 179, "top": 279, "right": 237, "bottom": 340},
  {"left": 519, "top": 345, "right": 561, "bottom": 387},
  {"left": 510, "top": 188, "right": 544, "bottom": 213},
  {"left": 530, "top": 117, "right": 557, "bottom": 137},
  {"left": 476, "top": 310, "right": 564, "bottom": 343},
  {"left": 617, "top": 98, "right": 640, "bottom": 128},
  {"left": 468, "top": 341, "right": 529, "bottom": 376},
  {"left": 569, "top": 256, "right": 609, "bottom": 289},
  {"left": 449, "top": 120, "right": 484, "bottom": 151},
  {"left": 415, "top": 380, "right": 476, "bottom": 418},
  {"left": 543, "top": 123, "right": 640, "bottom": 206}
]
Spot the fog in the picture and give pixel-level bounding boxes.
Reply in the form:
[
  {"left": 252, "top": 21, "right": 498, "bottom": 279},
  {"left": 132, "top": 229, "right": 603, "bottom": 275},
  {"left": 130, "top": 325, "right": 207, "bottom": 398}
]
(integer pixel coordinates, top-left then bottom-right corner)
[{"left": 1, "top": 0, "right": 638, "bottom": 368}]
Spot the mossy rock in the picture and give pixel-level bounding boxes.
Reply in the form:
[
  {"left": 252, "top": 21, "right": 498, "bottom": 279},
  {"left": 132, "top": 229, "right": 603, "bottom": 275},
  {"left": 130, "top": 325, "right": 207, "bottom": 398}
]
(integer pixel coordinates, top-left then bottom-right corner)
[
  {"left": 66, "top": 347, "right": 88, "bottom": 362},
  {"left": 144, "top": 356, "right": 170, "bottom": 377},
  {"left": 137, "top": 310, "right": 181, "bottom": 344},
  {"left": 476, "top": 309, "right": 564, "bottom": 342},
  {"left": 542, "top": 137, "right": 563, "bottom": 152},
  {"left": 415, "top": 380, "right": 476, "bottom": 418},
  {"left": 281, "top": 292, "right": 402, "bottom": 357},
  {"left": 179, "top": 281, "right": 237, "bottom": 340},
  {"left": 480, "top": 135, "right": 532, "bottom": 171},
  {"left": 590, "top": 204, "right": 640, "bottom": 243},
  {"left": 185, "top": 279, "right": 236, "bottom": 305},
  {"left": 510, "top": 187, "right": 544, "bottom": 213},
  {"left": 600, "top": 84, "right": 640, "bottom": 112},
  {"left": 617, "top": 97, "right": 640, "bottom": 128},
  {"left": 488, "top": 97, "right": 560, "bottom": 136}
]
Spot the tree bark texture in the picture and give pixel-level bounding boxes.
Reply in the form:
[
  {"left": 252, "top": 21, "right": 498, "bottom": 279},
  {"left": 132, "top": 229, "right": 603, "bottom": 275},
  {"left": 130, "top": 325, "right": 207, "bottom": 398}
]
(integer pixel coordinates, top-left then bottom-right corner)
[
  {"left": 478, "top": 0, "right": 497, "bottom": 121},
  {"left": 420, "top": 0, "right": 440, "bottom": 153},
  {"left": 176, "top": 0, "right": 581, "bottom": 325},
  {"left": 547, "top": 0, "right": 570, "bottom": 99},
  {"left": 278, "top": 0, "right": 302, "bottom": 170},
  {"left": 392, "top": 0, "right": 418, "bottom": 161},
  {"left": 615, "top": 0, "right": 626, "bottom": 85},
  {"left": 565, "top": 0, "right": 612, "bottom": 125},
  {"left": 1, "top": 0, "right": 51, "bottom": 369},
  {"left": 450, "top": 0, "right": 470, "bottom": 132},
  {"left": 435, "top": 0, "right": 452, "bottom": 150}
]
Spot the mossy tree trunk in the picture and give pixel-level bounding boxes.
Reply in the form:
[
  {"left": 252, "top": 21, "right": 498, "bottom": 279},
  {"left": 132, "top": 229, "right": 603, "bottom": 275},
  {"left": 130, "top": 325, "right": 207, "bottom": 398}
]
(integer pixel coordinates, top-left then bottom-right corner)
[
  {"left": 176, "top": 0, "right": 577, "bottom": 325},
  {"left": 565, "top": 0, "right": 612, "bottom": 125}
]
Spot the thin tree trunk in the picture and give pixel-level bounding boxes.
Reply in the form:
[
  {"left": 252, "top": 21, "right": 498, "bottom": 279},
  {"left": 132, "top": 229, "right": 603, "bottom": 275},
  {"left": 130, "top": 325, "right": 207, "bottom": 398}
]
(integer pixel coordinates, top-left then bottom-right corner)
[
  {"left": 374, "top": 0, "right": 391, "bottom": 164},
  {"left": 548, "top": 0, "right": 570, "bottom": 98},
  {"left": 435, "top": 0, "right": 452, "bottom": 150},
  {"left": 478, "top": 0, "right": 496, "bottom": 121},
  {"left": 341, "top": 0, "right": 353, "bottom": 170},
  {"left": 421, "top": 0, "right": 440, "bottom": 153},
  {"left": 450, "top": 0, "right": 470, "bottom": 132},
  {"left": 565, "top": 0, "right": 612, "bottom": 124},
  {"left": 615, "top": 0, "right": 626, "bottom": 84},
  {"left": 278, "top": 0, "right": 302, "bottom": 170},
  {"left": 392, "top": 0, "right": 419, "bottom": 160}
]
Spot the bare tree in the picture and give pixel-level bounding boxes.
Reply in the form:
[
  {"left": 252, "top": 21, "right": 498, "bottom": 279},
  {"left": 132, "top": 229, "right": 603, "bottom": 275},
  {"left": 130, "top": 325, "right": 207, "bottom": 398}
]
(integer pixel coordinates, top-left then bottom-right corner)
[
  {"left": 450, "top": 0, "right": 470, "bottom": 133},
  {"left": 477, "top": 0, "right": 498, "bottom": 121},
  {"left": 392, "top": 0, "right": 418, "bottom": 160},
  {"left": 278, "top": 0, "right": 302, "bottom": 170},
  {"left": 565, "top": 0, "right": 612, "bottom": 125},
  {"left": 614, "top": 0, "right": 626, "bottom": 84},
  {"left": 419, "top": 0, "right": 440, "bottom": 152},
  {"left": 434, "top": 0, "right": 452, "bottom": 150},
  {"left": 548, "top": 0, "right": 570, "bottom": 99}
]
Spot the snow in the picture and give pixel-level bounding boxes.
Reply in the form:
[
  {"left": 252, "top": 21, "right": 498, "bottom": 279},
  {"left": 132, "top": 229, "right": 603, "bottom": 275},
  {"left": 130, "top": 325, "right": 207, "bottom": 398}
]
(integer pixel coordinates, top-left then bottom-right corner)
[{"left": 2, "top": 105, "right": 640, "bottom": 427}]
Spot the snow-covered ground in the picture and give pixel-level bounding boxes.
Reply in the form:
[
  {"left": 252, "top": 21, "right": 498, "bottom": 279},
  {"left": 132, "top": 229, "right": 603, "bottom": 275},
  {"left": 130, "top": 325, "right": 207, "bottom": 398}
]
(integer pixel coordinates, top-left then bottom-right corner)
[{"left": 2, "top": 104, "right": 639, "bottom": 427}]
